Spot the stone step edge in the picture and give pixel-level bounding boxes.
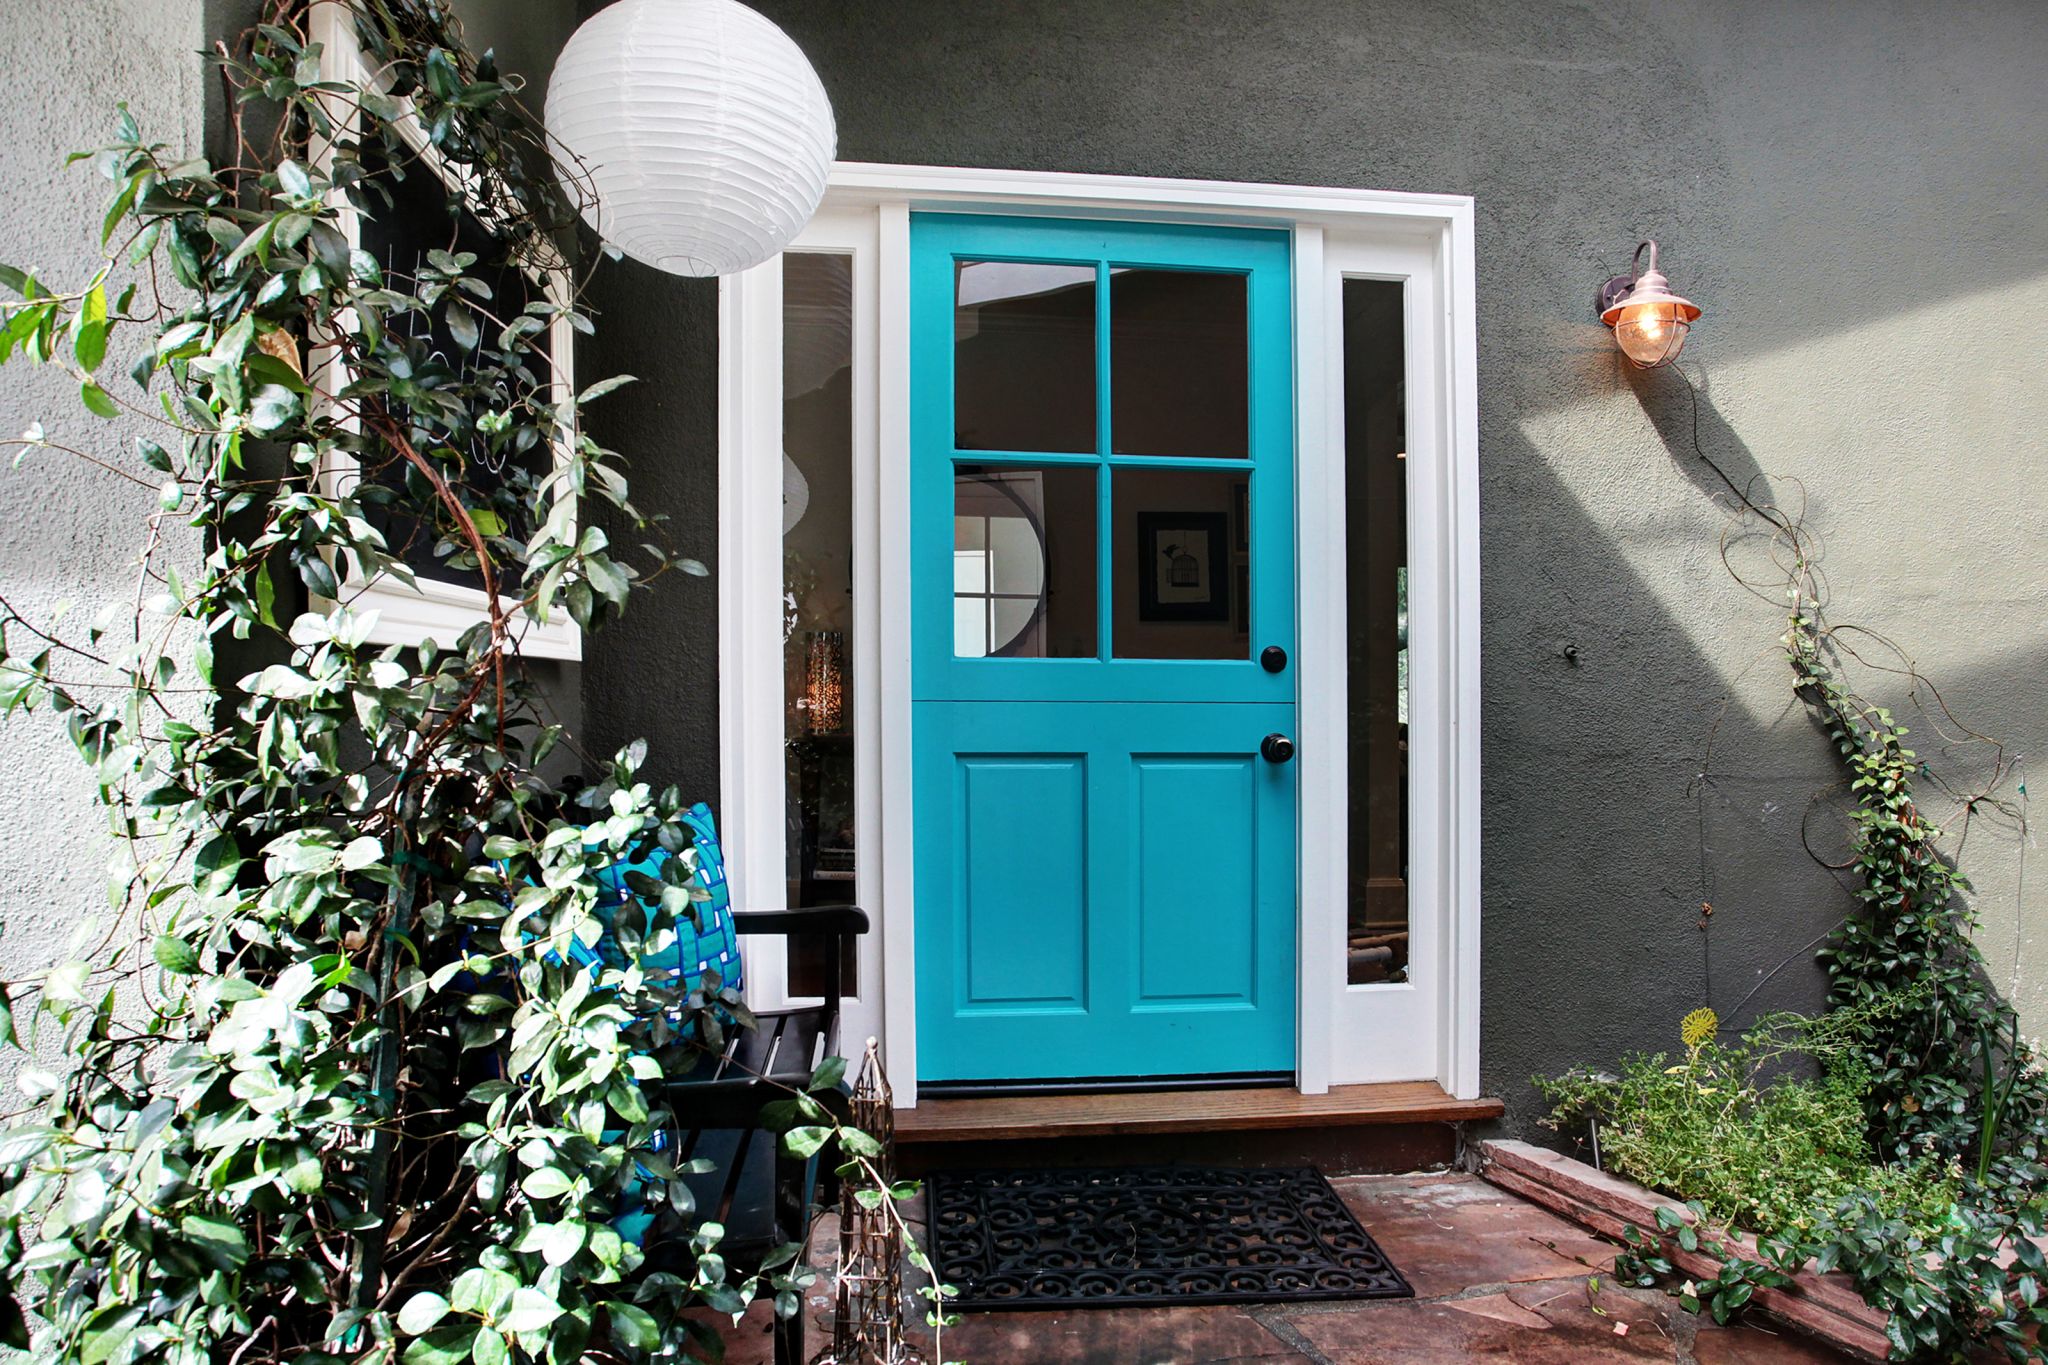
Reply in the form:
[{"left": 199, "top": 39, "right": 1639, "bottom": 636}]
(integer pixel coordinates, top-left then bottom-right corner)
[{"left": 1479, "top": 1139, "right": 1891, "bottom": 1363}]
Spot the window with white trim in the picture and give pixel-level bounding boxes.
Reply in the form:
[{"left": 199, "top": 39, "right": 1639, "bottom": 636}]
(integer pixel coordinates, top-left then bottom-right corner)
[{"left": 307, "top": 5, "right": 580, "bottom": 660}]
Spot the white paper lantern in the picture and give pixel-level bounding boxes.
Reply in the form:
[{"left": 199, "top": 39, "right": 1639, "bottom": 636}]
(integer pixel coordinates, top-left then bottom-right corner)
[{"left": 546, "top": 0, "right": 836, "bottom": 277}]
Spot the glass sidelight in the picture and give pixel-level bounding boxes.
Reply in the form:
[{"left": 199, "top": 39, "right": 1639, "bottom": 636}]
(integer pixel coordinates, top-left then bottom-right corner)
[
  {"left": 1342, "top": 278, "right": 1409, "bottom": 985},
  {"left": 782, "top": 251, "right": 858, "bottom": 994}
]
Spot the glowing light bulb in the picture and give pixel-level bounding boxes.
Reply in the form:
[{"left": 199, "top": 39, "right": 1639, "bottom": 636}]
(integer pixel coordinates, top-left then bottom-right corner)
[{"left": 1598, "top": 243, "right": 1700, "bottom": 370}]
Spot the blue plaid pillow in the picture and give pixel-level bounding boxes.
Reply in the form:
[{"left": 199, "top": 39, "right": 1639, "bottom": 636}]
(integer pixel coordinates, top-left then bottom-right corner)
[{"left": 585, "top": 802, "right": 744, "bottom": 995}]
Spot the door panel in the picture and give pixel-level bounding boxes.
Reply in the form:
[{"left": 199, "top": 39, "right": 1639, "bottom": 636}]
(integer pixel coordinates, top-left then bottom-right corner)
[
  {"left": 911, "top": 213, "right": 1296, "bottom": 1084},
  {"left": 915, "top": 702, "right": 1296, "bottom": 1081},
  {"left": 958, "top": 756, "right": 1089, "bottom": 1009},
  {"left": 1133, "top": 756, "right": 1260, "bottom": 1005}
]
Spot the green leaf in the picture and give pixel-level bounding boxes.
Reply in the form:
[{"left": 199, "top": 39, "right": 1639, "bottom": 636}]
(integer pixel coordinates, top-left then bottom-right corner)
[
  {"left": 79, "top": 381, "right": 118, "bottom": 419},
  {"left": 499, "top": 1287, "right": 563, "bottom": 1334},
  {"left": 402, "top": 1327, "right": 478, "bottom": 1365},
  {"left": 606, "top": 1302, "right": 659, "bottom": 1352},
  {"left": 44, "top": 959, "right": 90, "bottom": 1003},
  {"left": 445, "top": 302, "right": 479, "bottom": 352},
  {"left": 470, "top": 1330, "right": 508, "bottom": 1365},
  {"left": 78, "top": 1305, "right": 142, "bottom": 1365},
  {"left": 782, "top": 1126, "right": 833, "bottom": 1159},
  {"left": 75, "top": 321, "right": 108, "bottom": 373},
  {"left": 449, "top": 1266, "right": 518, "bottom": 1318},
  {"left": 152, "top": 935, "right": 200, "bottom": 974},
  {"left": 180, "top": 1213, "right": 249, "bottom": 1268},
  {"left": 576, "top": 374, "right": 637, "bottom": 404},
  {"left": 522, "top": 1166, "right": 575, "bottom": 1200},
  {"left": 398, "top": 1292, "right": 451, "bottom": 1336},
  {"left": 808, "top": 1055, "right": 847, "bottom": 1092},
  {"left": 248, "top": 383, "right": 300, "bottom": 435}
]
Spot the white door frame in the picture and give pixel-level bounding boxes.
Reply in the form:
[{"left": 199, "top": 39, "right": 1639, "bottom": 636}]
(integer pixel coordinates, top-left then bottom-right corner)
[{"left": 719, "top": 163, "right": 1481, "bottom": 1106}]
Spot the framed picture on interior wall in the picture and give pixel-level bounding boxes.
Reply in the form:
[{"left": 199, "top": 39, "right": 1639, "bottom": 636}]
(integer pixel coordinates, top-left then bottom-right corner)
[
  {"left": 1137, "top": 512, "right": 1230, "bottom": 622},
  {"left": 1230, "top": 480, "right": 1248, "bottom": 551}
]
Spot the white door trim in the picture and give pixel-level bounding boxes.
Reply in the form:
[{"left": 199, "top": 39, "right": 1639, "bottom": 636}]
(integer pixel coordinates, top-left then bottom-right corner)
[{"left": 719, "top": 163, "right": 1481, "bottom": 1106}]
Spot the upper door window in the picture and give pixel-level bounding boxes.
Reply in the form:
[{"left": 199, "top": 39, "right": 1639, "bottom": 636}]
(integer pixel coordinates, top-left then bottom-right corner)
[
  {"left": 944, "top": 238, "right": 1269, "bottom": 666},
  {"left": 953, "top": 262, "right": 1096, "bottom": 453},
  {"left": 1110, "top": 268, "right": 1248, "bottom": 458}
]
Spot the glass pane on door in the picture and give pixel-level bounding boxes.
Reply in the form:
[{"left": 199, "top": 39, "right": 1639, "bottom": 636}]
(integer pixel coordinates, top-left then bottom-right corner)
[
  {"left": 955, "top": 261, "right": 1096, "bottom": 453},
  {"left": 1110, "top": 466, "right": 1249, "bottom": 660},
  {"left": 1111, "top": 267, "right": 1249, "bottom": 458},
  {"left": 952, "top": 465, "right": 1096, "bottom": 658}
]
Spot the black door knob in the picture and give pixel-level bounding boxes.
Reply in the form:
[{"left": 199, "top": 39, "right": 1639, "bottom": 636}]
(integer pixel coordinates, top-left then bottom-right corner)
[
  {"left": 1260, "top": 645, "right": 1288, "bottom": 673},
  {"left": 1261, "top": 732, "right": 1295, "bottom": 764}
]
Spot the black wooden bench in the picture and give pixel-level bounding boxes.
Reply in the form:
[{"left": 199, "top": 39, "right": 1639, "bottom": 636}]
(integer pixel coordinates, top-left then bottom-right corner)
[{"left": 650, "top": 905, "right": 868, "bottom": 1365}]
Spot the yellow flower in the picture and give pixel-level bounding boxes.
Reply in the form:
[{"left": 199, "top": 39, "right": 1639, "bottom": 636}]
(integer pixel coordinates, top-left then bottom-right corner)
[{"left": 1680, "top": 1007, "right": 1719, "bottom": 1050}]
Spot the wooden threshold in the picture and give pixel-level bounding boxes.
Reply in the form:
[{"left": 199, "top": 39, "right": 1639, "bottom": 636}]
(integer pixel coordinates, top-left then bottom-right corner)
[{"left": 896, "top": 1079, "right": 1503, "bottom": 1144}]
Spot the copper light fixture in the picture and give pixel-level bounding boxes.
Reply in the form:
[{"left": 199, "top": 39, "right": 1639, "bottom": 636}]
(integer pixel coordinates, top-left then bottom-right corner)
[{"left": 1598, "top": 241, "right": 1701, "bottom": 369}]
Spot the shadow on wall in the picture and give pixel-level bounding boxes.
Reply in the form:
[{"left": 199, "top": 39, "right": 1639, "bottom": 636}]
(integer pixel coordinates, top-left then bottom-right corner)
[{"left": 1478, "top": 348, "right": 2045, "bottom": 1127}]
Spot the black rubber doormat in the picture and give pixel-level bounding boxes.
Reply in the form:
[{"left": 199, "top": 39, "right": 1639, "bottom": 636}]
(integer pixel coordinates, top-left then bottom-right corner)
[{"left": 926, "top": 1166, "right": 1413, "bottom": 1310}]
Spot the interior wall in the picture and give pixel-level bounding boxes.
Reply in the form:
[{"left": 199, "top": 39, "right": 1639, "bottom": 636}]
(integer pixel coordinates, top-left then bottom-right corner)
[{"left": 573, "top": 0, "right": 2048, "bottom": 1131}]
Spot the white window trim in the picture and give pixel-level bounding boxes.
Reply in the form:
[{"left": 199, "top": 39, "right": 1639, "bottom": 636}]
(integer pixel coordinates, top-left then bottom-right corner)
[
  {"left": 305, "top": 3, "right": 581, "bottom": 661},
  {"left": 721, "top": 163, "right": 1481, "bottom": 1104}
]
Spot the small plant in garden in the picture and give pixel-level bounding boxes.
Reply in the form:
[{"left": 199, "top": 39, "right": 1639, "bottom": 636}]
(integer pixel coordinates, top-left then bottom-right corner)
[
  {"left": 1541, "top": 1007, "right": 1962, "bottom": 1244},
  {"left": 0, "top": 3, "right": 933, "bottom": 1362}
]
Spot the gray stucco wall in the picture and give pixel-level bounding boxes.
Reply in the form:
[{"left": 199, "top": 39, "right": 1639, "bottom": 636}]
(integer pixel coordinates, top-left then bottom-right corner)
[
  {"left": 0, "top": 1, "right": 586, "bottom": 1062},
  {"left": 574, "top": 0, "right": 2048, "bottom": 1129},
  {"left": 0, "top": 0, "right": 205, "bottom": 1069},
  {"left": 2, "top": 1, "right": 2039, "bottom": 1135}
]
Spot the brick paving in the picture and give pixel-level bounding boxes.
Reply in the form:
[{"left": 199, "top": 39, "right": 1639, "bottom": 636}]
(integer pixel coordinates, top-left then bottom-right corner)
[{"left": 707, "top": 1172, "right": 1857, "bottom": 1364}]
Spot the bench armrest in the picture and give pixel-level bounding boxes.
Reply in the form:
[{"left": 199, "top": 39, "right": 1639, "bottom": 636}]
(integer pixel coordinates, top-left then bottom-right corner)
[
  {"left": 729, "top": 906, "right": 870, "bottom": 937},
  {"left": 730, "top": 906, "right": 867, "bottom": 1009}
]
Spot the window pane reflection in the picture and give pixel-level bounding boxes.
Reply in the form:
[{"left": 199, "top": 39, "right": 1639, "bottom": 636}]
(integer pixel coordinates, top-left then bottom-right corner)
[
  {"left": 783, "top": 252, "right": 857, "bottom": 994},
  {"left": 955, "top": 261, "right": 1097, "bottom": 453},
  {"left": 1110, "top": 467, "right": 1249, "bottom": 660},
  {"left": 1343, "top": 278, "right": 1408, "bottom": 985},
  {"left": 1111, "top": 268, "right": 1249, "bottom": 458},
  {"left": 953, "top": 465, "right": 1097, "bottom": 658}
]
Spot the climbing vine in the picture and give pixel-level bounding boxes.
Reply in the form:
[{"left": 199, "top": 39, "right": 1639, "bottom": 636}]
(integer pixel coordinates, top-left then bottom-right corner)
[
  {"left": 0, "top": 3, "right": 892, "bottom": 1362},
  {"left": 1551, "top": 375, "right": 2048, "bottom": 1361}
]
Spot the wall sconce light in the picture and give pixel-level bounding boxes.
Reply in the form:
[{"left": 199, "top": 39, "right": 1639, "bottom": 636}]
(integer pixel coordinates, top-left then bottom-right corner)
[{"left": 1598, "top": 241, "right": 1701, "bottom": 369}]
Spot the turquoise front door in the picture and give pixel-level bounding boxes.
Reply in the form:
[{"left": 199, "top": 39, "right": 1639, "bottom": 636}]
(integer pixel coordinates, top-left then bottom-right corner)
[{"left": 910, "top": 214, "right": 1298, "bottom": 1084}]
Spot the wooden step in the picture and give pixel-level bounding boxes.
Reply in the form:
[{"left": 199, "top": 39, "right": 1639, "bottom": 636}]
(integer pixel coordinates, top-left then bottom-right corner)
[{"left": 896, "top": 1080, "right": 1503, "bottom": 1144}]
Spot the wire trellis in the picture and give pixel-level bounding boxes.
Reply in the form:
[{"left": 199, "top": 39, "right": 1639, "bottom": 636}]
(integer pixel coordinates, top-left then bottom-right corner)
[{"left": 814, "top": 1040, "right": 924, "bottom": 1365}]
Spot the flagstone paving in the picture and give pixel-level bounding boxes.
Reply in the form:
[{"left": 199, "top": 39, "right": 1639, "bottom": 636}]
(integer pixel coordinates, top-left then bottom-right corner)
[{"left": 708, "top": 1171, "right": 1857, "bottom": 1364}]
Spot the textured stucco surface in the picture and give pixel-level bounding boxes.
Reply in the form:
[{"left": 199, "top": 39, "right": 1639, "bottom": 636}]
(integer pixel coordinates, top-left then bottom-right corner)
[
  {"left": 574, "top": 0, "right": 2048, "bottom": 1130},
  {"left": 0, "top": 1, "right": 586, "bottom": 1065},
  {"left": 0, "top": 0, "right": 205, "bottom": 1069},
  {"left": 3, "top": 0, "right": 2042, "bottom": 1136}
]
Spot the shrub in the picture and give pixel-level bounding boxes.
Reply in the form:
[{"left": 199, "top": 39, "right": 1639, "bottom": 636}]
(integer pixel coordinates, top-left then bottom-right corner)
[{"left": 1539, "top": 1028, "right": 1959, "bottom": 1245}]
